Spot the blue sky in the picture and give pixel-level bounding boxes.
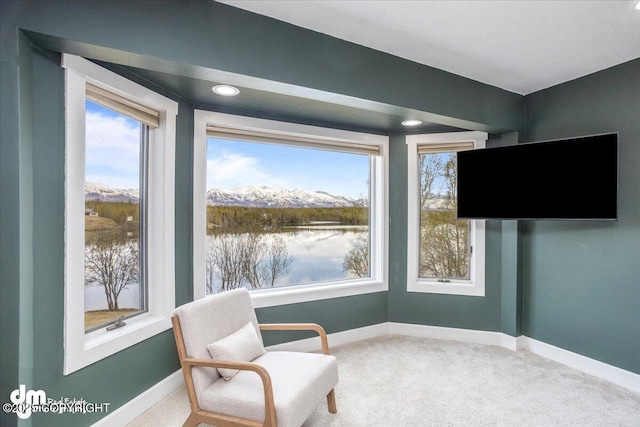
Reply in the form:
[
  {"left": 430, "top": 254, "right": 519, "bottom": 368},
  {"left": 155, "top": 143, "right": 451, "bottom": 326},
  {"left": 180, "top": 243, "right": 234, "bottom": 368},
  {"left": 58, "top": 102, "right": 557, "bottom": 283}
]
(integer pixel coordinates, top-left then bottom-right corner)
[
  {"left": 85, "top": 100, "right": 141, "bottom": 189},
  {"left": 206, "top": 138, "right": 369, "bottom": 199},
  {"left": 84, "top": 99, "right": 370, "bottom": 198}
]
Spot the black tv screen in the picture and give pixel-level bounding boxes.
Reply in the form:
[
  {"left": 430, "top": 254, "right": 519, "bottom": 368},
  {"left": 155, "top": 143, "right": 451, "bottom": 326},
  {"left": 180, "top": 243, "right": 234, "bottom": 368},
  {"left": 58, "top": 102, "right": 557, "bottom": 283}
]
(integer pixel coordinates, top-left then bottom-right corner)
[{"left": 456, "top": 133, "right": 618, "bottom": 220}]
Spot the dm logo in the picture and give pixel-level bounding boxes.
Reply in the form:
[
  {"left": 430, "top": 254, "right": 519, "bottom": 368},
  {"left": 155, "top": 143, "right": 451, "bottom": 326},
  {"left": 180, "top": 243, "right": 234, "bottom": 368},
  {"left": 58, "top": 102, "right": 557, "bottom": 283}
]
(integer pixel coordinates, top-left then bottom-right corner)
[{"left": 10, "top": 384, "right": 46, "bottom": 419}]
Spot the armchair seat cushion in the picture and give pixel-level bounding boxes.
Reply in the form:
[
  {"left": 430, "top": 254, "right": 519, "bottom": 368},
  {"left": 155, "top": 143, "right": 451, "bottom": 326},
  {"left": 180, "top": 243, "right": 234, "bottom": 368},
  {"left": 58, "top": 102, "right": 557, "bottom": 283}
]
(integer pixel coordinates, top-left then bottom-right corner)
[{"left": 200, "top": 351, "right": 338, "bottom": 427}]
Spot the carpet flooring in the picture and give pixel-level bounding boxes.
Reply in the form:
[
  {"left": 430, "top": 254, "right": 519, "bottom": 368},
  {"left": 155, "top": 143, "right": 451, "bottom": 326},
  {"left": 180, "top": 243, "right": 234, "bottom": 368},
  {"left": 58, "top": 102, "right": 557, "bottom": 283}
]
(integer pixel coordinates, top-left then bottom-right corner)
[{"left": 127, "top": 335, "right": 640, "bottom": 426}]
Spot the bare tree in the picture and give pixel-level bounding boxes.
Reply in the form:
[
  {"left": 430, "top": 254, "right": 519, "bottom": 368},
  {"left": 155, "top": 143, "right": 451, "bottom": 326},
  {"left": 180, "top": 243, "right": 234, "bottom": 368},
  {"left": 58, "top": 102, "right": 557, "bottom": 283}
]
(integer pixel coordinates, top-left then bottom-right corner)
[
  {"left": 205, "top": 232, "right": 294, "bottom": 293},
  {"left": 241, "top": 234, "right": 268, "bottom": 289},
  {"left": 419, "top": 153, "right": 444, "bottom": 210},
  {"left": 419, "top": 218, "right": 469, "bottom": 278},
  {"left": 342, "top": 233, "right": 369, "bottom": 278},
  {"left": 206, "top": 234, "right": 246, "bottom": 293},
  {"left": 260, "top": 235, "right": 293, "bottom": 287},
  {"left": 418, "top": 153, "right": 470, "bottom": 279},
  {"left": 85, "top": 230, "right": 139, "bottom": 311},
  {"left": 442, "top": 156, "right": 458, "bottom": 210}
]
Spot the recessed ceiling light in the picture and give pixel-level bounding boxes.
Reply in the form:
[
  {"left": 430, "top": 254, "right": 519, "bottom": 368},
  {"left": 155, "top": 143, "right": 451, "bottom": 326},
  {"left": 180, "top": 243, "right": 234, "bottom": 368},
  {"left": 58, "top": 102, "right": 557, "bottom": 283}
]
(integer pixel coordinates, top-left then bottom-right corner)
[
  {"left": 401, "top": 119, "right": 423, "bottom": 127},
  {"left": 636, "top": 1, "right": 640, "bottom": 10},
  {"left": 212, "top": 84, "right": 240, "bottom": 96}
]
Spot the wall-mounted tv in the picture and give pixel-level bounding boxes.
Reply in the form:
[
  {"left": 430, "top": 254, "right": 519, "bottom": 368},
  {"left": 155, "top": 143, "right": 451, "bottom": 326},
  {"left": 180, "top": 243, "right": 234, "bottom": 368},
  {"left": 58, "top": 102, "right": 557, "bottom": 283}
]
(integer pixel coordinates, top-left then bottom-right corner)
[{"left": 456, "top": 133, "right": 618, "bottom": 220}]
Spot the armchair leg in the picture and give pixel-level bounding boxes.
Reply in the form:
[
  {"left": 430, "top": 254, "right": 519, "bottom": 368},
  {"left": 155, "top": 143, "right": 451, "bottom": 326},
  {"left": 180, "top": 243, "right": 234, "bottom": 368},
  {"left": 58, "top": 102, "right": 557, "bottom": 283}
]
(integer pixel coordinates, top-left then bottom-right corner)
[
  {"left": 182, "top": 412, "right": 200, "bottom": 427},
  {"left": 327, "top": 389, "right": 337, "bottom": 413}
]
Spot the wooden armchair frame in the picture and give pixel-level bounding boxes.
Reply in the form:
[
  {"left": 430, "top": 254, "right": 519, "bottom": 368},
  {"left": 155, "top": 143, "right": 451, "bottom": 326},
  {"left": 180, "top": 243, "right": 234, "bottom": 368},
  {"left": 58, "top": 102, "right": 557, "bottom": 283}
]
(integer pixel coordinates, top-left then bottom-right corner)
[{"left": 172, "top": 317, "right": 337, "bottom": 427}]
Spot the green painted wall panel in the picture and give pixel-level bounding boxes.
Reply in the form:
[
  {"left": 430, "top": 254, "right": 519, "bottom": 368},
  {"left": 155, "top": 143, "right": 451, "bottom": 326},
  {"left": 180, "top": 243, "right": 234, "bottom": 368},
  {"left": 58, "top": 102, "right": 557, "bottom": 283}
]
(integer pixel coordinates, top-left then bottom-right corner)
[
  {"left": 256, "top": 292, "right": 388, "bottom": 346},
  {"left": 499, "top": 220, "right": 525, "bottom": 338},
  {"left": 0, "top": 24, "right": 26, "bottom": 427},
  {"left": 174, "top": 102, "right": 195, "bottom": 308},
  {"left": 486, "top": 132, "right": 524, "bottom": 338},
  {"left": 31, "top": 332, "right": 178, "bottom": 427},
  {"left": 523, "top": 59, "right": 640, "bottom": 374}
]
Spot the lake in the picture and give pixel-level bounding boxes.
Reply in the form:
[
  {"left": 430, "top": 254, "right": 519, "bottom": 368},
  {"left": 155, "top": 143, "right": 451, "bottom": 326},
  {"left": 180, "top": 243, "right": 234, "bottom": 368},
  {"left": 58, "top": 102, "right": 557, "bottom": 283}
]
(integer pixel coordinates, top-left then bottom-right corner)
[{"left": 85, "top": 225, "right": 368, "bottom": 310}]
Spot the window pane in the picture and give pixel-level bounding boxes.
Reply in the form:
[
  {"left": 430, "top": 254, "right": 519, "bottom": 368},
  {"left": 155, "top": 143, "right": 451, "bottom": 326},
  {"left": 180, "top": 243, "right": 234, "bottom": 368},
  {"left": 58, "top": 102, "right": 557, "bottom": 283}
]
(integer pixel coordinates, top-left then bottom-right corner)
[
  {"left": 205, "top": 137, "right": 370, "bottom": 294},
  {"left": 418, "top": 152, "right": 470, "bottom": 280},
  {"left": 84, "top": 100, "right": 146, "bottom": 331}
]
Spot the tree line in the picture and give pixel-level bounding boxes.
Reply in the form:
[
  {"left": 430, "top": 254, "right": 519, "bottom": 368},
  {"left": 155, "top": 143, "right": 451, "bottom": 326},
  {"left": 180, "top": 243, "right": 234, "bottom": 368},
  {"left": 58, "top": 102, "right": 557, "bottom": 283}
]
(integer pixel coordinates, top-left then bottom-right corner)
[
  {"left": 85, "top": 200, "right": 139, "bottom": 226},
  {"left": 207, "top": 205, "right": 368, "bottom": 233}
]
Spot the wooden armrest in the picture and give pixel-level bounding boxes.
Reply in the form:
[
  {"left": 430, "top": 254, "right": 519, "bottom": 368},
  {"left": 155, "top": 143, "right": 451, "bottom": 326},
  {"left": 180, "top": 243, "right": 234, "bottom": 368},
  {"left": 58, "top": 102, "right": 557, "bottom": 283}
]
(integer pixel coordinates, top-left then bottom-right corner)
[
  {"left": 182, "top": 357, "right": 276, "bottom": 424},
  {"left": 259, "top": 323, "right": 331, "bottom": 355}
]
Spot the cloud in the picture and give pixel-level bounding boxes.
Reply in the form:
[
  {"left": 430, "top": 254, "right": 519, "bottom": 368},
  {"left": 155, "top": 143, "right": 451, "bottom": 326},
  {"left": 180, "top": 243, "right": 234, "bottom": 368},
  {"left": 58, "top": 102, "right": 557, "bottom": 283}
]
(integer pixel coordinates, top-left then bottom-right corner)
[
  {"left": 85, "top": 111, "right": 141, "bottom": 189},
  {"left": 206, "top": 152, "right": 289, "bottom": 190}
]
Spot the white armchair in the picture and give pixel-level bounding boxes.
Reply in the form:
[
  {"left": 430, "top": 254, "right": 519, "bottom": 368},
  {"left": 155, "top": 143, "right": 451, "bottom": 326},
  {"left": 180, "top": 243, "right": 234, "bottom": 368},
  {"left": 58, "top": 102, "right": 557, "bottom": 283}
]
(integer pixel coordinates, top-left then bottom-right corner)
[{"left": 172, "top": 288, "right": 338, "bottom": 427}]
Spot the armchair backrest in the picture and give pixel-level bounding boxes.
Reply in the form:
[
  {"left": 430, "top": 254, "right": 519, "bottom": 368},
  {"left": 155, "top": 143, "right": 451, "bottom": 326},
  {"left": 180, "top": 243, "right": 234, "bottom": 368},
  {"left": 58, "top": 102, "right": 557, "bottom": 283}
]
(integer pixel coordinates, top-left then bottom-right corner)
[{"left": 173, "top": 288, "right": 261, "bottom": 396}]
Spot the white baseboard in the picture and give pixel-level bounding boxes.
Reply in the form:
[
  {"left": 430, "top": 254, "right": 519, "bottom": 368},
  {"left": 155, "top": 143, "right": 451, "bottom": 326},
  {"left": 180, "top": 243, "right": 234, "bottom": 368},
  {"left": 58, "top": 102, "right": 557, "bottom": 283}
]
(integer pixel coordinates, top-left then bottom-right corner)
[
  {"left": 265, "top": 322, "right": 389, "bottom": 352},
  {"left": 389, "top": 322, "right": 503, "bottom": 346},
  {"left": 94, "top": 322, "right": 639, "bottom": 426},
  {"left": 520, "top": 337, "right": 640, "bottom": 393},
  {"left": 500, "top": 333, "right": 526, "bottom": 351},
  {"left": 91, "top": 370, "right": 183, "bottom": 427}
]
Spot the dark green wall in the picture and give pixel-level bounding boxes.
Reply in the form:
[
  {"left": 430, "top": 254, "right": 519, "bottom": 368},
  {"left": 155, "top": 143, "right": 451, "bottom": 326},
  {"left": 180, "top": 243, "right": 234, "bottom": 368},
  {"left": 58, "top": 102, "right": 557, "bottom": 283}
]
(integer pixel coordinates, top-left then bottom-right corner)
[
  {"left": 0, "top": 28, "right": 36, "bottom": 427},
  {"left": 257, "top": 292, "right": 389, "bottom": 346},
  {"left": 523, "top": 59, "right": 640, "bottom": 374}
]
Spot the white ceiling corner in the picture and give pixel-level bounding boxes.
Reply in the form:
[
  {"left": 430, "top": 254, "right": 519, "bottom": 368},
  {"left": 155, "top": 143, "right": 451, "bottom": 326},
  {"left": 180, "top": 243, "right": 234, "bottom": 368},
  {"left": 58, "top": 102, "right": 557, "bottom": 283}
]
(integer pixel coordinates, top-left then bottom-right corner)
[{"left": 217, "top": 0, "right": 640, "bottom": 95}]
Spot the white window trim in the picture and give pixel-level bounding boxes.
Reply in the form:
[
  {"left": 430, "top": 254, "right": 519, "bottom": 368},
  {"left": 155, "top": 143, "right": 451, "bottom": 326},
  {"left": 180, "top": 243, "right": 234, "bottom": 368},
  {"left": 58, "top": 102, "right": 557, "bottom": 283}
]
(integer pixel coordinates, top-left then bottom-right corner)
[
  {"left": 62, "top": 54, "right": 178, "bottom": 374},
  {"left": 406, "top": 131, "right": 487, "bottom": 297},
  {"left": 193, "top": 110, "right": 388, "bottom": 308}
]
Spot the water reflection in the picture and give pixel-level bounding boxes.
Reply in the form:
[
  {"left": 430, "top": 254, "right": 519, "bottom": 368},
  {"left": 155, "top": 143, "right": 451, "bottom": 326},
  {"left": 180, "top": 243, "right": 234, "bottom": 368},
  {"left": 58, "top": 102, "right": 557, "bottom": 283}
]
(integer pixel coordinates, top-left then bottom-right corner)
[{"left": 85, "top": 226, "right": 369, "bottom": 309}]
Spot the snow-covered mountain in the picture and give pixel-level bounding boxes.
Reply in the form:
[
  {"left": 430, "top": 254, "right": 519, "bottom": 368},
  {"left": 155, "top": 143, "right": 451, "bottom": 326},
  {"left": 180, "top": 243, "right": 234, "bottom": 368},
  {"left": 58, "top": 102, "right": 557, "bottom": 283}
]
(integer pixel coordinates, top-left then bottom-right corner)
[
  {"left": 85, "top": 183, "right": 359, "bottom": 208},
  {"left": 207, "top": 186, "right": 357, "bottom": 208},
  {"left": 85, "top": 182, "right": 139, "bottom": 203}
]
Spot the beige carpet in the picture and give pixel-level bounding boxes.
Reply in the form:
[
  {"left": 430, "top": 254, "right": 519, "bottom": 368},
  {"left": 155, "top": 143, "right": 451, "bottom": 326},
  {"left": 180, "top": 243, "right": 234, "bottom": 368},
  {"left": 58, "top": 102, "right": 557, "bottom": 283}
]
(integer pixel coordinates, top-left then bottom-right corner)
[{"left": 128, "top": 335, "right": 640, "bottom": 426}]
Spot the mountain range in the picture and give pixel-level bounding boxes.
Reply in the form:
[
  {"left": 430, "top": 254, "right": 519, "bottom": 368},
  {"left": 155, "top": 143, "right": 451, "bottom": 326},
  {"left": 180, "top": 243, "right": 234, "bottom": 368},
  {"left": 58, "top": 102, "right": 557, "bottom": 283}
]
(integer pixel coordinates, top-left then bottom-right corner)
[
  {"left": 206, "top": 185, "right": 357, "bottom": 208},
  {"left": 85, "top": 182, "right": 140, "bottom": 203},
  {"left": 85, "top": 183, "right": 358, "bottom": 208}
]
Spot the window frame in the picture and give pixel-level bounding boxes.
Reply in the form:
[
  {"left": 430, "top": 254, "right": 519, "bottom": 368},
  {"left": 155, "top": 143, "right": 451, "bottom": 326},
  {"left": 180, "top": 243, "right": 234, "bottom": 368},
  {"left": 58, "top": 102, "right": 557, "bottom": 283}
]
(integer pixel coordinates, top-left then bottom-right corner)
[
  {"left": 82, "top": 101, "right": 149, "bottom": 334},
  {"left": 406, "top": 132, "right": 487, "bottom": 297},
  {"left": 193, "top": 110, "right": 388, "bottom": 308},
  {"left": 62, "top": 54, "right": 178, "bottom": 375}
]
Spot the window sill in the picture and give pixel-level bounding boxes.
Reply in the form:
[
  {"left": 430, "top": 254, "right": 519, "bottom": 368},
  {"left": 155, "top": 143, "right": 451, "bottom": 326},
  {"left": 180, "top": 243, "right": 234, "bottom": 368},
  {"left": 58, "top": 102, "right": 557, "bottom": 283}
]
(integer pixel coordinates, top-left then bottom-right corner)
[
  {"left": 250, "top": 279, "right": 388, "bottom": 308},
  {"left": 64, "top": 314, "right": 171, "bottom": 375},
  {"left": 407, "top": 280, "right": 485, "bottom": 297}
]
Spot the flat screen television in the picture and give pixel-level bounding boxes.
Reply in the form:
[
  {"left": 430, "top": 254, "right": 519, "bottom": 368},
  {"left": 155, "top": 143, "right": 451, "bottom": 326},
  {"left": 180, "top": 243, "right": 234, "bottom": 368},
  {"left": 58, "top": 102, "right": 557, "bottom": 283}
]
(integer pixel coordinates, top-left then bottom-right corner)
[{"left": 456, "top": 133, "right": 618, "bottom": 220}]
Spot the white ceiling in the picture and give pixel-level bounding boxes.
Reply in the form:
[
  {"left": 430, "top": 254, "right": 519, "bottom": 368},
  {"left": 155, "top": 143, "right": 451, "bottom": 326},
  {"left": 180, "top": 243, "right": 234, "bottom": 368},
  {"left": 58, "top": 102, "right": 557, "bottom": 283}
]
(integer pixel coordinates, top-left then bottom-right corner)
[{"left": 218, "top": 0, "right": 640, "bottom": 95}]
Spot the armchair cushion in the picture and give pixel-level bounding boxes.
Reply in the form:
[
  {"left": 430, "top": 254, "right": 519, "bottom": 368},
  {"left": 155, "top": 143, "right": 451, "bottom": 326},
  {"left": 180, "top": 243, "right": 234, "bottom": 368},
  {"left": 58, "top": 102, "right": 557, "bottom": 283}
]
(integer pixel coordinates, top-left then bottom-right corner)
[
  {"left": 207, "top": 321, "right": 266, "bottom": 380},
  {"left": 200, "top": 351, "right": 338, "bottom": 427}
]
